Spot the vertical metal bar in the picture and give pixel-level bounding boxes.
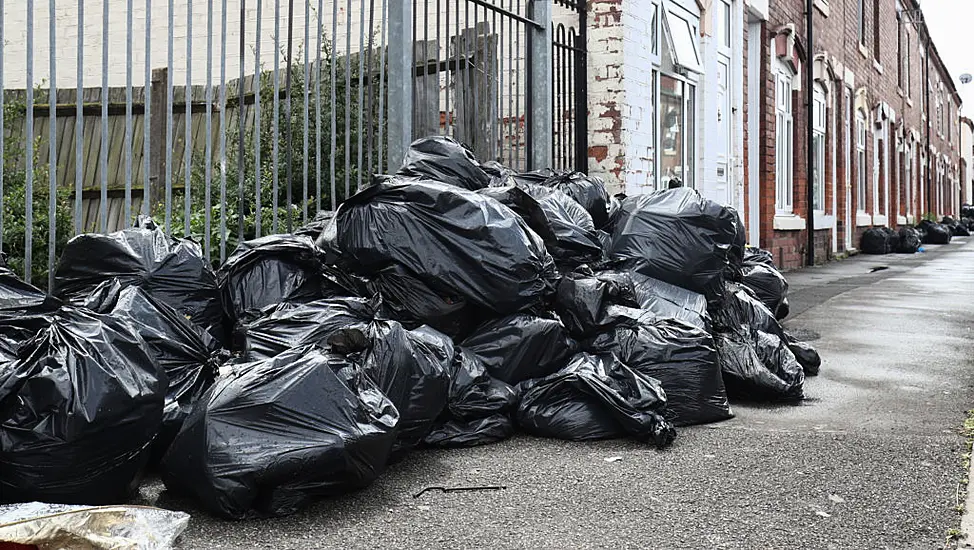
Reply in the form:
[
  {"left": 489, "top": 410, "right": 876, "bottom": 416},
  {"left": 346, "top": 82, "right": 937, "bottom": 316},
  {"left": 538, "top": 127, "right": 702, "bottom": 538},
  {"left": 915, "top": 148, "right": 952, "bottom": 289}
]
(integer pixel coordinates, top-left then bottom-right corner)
[
  {"left": 491, "top": 5, "right": 497, "bottom": 159},
  {"left": 285, "top": 0, "right": 294, "bottom": 231},
  {"left": 498, "top": 0, "right": 504, "bottom": 164},
  {"left": 330, "top": 0, "right": 337, "bottom": 209},
  {"left": 315, "top": 0, "right": 323, "bottom": 211},
  {"left": 507, "top": 0, "right": 514, "bottom": 166},
  {"left": 344, "top": 2, "right": 351, "bottom": 194},
  {"left": 575, "top": 4, "right": 587, "bottom": 173},
  {"left": 184, "top": 0, "right": 193, "bottom": 236},
  {"left": 254, "top": 0, "right": 262, "bottom": 237},
  {"left": 142, "top": 0, "right": 151, "bottom": 217},
  {"left": 0, "top": 0, "right": 5, "bottom": 252},
  {"left": 458, "top": 0, "right": 466, "bottom": 145},
  {"left": 166, "top": 0, "right": 175, "bottom": 232},
  {"left": 526, "top": 0, "right": 551, "bottom": 170},
  {"left": 445, "top": 0, "right": 450, "bottom": 137},
  {"left": 422, "top": 0, "right": 428, "bottom": 138},
  {"left": 472, "top": 4, "right": 479, "bottom": 154},
  {"left": 514, "top": 0, "right": 520, "bottom": 168},
  {"left": 365, "top": 0, "right": 377, "bottom": 177},
  {"left": 238, "top": 1, "right": 246, "bottom": 240},
  {"left": 125, "top": 0, "right": 134, "bottom": 227},
  {"left": 387, "top": 0, "right": 413, "bottom": 171},
  {"left": 48, "top": 0, "right": 58, "bottom": 288},
  {"left": 356, "top": 0, "right": 365, "bottom": 192},
  {"left": 377, "top": 0, "right": 387, "bottom": 173},
  {"left": 219, "top": 0, "right": 228, "bottom": 261},
  {"left": 25, "top": 0, "right": 34, "bottom": 281},
  {"left": 101, "top": 0, "right": 110, "bottom": 233},
  {"left": 273, "top": 0, "right": 281, "bottom": 232},
  {"left": 303, "top": 0, "right": 310, "bottom": 220},
  {"left": 435, "top": 0, "right": 441, "bottom": 137},
  {"left": 205, "top": 0, "right": 214, "bottom": 259}
]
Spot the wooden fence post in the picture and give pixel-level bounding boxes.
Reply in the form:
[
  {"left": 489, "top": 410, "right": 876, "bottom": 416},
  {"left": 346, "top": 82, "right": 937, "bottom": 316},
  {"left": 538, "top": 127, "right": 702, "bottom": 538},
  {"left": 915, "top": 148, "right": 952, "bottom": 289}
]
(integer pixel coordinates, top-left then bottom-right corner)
[{"left": 149, "top": 67, "right": 168, "bottom": 216}]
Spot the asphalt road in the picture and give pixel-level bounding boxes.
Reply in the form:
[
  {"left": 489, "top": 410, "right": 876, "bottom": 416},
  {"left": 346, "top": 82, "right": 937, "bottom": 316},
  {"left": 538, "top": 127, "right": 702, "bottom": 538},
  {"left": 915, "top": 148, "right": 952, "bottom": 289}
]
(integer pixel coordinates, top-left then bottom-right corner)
[{"left": 145, "top": 238, "right": 974, "bottom": 550}]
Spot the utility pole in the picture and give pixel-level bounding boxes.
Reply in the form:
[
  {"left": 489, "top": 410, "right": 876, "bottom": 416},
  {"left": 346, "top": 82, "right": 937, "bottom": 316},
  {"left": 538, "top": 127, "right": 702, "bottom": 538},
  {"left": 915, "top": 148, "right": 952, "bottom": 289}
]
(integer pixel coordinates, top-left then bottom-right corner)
[{"left": 806, "top": 0, "right": 815, "bottom": 266}]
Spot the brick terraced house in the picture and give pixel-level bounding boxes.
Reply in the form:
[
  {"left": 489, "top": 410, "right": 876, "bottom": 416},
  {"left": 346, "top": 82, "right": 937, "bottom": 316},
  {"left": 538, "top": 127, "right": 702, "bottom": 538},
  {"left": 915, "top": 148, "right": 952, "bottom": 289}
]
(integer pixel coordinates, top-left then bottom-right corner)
[{"left": 587, "top": 0, "right": 963, "bottom": 270}]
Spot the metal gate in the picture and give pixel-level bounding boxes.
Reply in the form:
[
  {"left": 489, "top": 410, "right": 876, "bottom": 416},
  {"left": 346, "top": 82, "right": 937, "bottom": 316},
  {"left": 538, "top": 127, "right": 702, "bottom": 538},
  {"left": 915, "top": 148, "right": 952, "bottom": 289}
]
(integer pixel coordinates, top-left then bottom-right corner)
[{"left": 552, "top": 0, "right": 587, "bottom": 173}]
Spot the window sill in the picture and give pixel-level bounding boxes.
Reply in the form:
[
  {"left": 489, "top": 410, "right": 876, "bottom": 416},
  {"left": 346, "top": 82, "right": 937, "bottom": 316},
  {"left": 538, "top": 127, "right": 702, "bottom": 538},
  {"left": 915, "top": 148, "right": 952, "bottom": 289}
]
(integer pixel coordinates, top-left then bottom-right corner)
[
  {"left": 906, "top": 98, "right": 914, "bottom": 108},
  {"left": 872, "top": 214, "right": 888, "bottom": 226},
  {"left": 897, "top": 88, "right": 905, "bottom": 98},
  {"left": 773, "top": 214, "right": 807, "bottom": 231},
  {"left": 814, "top": 0, "right": 830, "bottom": 16},
  {"left": 906, "top": 214, "right": 915, "bottom": 224},
  {"left": 856, "top": 212, "right": 872, "bottom": 226},
  {"left": 813, "top": 212, "right": 835, "bottom": 228},
  {"left": 873, "top": 60, "right": 884, "bottom": 75},
  {"left": 859, "top": 43, "right": 869, "bottom": 58},
  {"left": 897, "top": 215, "right": 908, "bottom": 225}
]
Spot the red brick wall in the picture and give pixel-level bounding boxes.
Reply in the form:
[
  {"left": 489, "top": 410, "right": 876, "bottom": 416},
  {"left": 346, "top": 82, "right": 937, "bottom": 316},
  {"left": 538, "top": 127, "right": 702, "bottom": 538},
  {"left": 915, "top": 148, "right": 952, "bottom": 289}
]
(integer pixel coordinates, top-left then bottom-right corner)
[{"left": 757, "top": 0, "right": 962, "bottom": 269}]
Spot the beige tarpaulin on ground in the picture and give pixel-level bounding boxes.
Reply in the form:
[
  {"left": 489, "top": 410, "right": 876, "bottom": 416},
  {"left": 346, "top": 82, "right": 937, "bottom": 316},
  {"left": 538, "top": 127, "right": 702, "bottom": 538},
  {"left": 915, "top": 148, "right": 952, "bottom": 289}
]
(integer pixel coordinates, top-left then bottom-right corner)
[{"left": 0, "top": 503, "right": 189, "bottom": 550}]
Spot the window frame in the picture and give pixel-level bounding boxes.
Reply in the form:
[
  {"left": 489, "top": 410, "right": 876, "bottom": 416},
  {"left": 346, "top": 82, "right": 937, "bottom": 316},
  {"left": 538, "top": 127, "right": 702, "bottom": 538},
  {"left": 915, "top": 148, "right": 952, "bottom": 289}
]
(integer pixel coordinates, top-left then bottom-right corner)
[
  {"left": 858, "top": 0, "right": 866, "bottom": 46},
  {"left": 775, "top": 59, "right": 795, "bottom": 214},
  {"left": 856, "top": 111, "right": 868, "bottom": 214},
  {"left": 812, "top": 84, "right": 828, "bottom": 212}
]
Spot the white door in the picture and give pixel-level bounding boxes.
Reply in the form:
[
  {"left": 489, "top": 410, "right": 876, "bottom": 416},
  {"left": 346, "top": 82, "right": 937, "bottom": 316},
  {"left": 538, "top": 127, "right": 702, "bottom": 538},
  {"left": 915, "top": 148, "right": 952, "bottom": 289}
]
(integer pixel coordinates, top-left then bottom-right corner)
[
  {"left": 715, "top": 59, "right": 732, "bottom": 205},
  {"left": 844, "top": 89, "right": 853, "bottom": 250}
]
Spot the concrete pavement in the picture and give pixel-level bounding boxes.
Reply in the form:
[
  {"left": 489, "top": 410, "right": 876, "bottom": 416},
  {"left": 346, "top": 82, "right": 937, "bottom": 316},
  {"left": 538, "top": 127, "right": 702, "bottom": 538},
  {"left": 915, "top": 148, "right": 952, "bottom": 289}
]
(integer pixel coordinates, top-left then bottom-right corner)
[{"left": 147, "top": 238, "right": 974, "bottom": 550}]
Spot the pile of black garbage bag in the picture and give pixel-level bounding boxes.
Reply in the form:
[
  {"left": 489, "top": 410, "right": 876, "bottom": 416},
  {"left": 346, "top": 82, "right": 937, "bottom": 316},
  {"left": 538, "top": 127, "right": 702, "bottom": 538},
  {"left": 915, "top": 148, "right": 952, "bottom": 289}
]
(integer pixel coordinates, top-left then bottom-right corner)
[
  {"left": 0, "top": 136, "right": 821, "bottom": 520},
  {"left": 860, "top": 226, "right": 922, "bottom": 254}
]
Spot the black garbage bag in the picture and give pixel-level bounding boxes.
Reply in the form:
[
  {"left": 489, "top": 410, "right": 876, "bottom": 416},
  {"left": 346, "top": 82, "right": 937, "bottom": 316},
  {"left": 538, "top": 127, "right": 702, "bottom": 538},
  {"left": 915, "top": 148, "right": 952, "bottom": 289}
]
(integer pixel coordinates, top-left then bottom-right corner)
[
  {"left": 218, "top": 234, "right": 364, "bottom": 328},
  {"left": 860, "top": 227, "right": 896, "bottom": 254},
  {"left": 365, "top": 264, "right": 478, "bottom": 337},
  {"left": 334, "top": 178, "right": 557, "bottom": 316},
  {"left": 235, "top": 297, "right": 376, "bottom": 361},
  {"left": 539, "top": 171, "right": 611, "bottom": 229},
  {"left": 917, "top": 220, "right": 952, "bottom": 244},
  {"left": 609, "top": 188, "right": 743, "bottom": 302},
  {"left": 553, "top": 271, "right": 639, "bottom": 338},
  {"left": 625, "top": 271, "right": 710, "bottom": 330},
  {"left": 516, "top": 352, "right": 676, "bottom": 446},
  {"left": 396, "top": 135, "right": 490, "bottom": 191},
  {"left": 740, "top": 263, "right": 790, "bottom": 320},
  {"left": 329, "top": 322, "right": 452, "bottom": 457},
  {"left": 0, "top": 268, "right": 60, "bottom": 362},
  {"left": 0, "top": 307, "right": 165, "bottom": 504},
  {"left": 422, "top": 415, "right": 515, "bottom": 448},
  {"left": 294, "top": 210, "right": 336, "bottom": 238},
  {"left": 743, "top": 247, "right": 776, "bottom": 267},
  {"left": 51, "top": 218, "right": 224, "bottom": 342},
  {"left": 446, "top": 347, "right": 519, "bottom": 420},
  {"left": 160, "top": 346, "right": 398, "bottom": 519},
  {"left": 785, "top": 332, "right": 821, "bottom": 376},
  {"left": 84, "top": 281, "right": 227, "bottom": 461},
  {"left": 480, "top": 183, "right": 603, "bottom": 270},
  {"left": 952, "top": 223, "right": 971, "bottom": 236},
  {"left": 460, "top": 314, "right": 578, "bottom": 385},
  {"left": 710, "top": 283, "right": 806, "bottom": 400},
  {"left": 896, "top": 226, "right": 922, "bottom": 254},
  {"left": 585, "top": 309, "right": 732, "bottom": 426}
]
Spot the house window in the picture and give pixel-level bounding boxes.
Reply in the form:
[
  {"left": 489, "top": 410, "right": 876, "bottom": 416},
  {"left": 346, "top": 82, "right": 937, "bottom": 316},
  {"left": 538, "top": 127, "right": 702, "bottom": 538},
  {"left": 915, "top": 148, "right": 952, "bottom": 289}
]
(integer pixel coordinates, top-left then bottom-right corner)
[
  {"left": 813, "top": 84, "right": 827, "bottom": 211},
  {"left": 905, "top": 141, "right": 913, "bottom": 217},
  {"left": 897, "top": 10, "right": 903, "bottom": 88},
  {"left": 906, "top": 34, "right": 911, "bottom": 97},
  {"left": 650, "top": 2, "right": 659, "bottom": 56},
  {"left": 856, "top": 112, "right": 867, "bottom": 213},
  {"left": 775, "top": 59, "right": 795, "bottom": 213},
  {"left": 858, "top": 0, "right": 866, "bottom": 46},
  {"left": 717, "top": 0, "right": 731, "bottom": 49}
]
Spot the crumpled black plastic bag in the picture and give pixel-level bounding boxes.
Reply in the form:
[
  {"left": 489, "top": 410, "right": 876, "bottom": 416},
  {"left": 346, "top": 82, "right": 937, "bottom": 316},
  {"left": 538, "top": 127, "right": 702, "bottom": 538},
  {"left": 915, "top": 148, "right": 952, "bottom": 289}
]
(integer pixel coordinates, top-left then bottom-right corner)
[
  {"left": 218, "top": 234, "right": 365, "bottom": 328},
  {"left": 740, "top": 262, "right": 789, "bottom": 321},
  {"left": 481, "top": 182, "right": 603, "bottom": 270},
  {"left": 516, "top": 352, "right": 676, "bottom": 446},
  {"left": 0, "top": 307, "right": 165, "bottom": 505},
  {"left": 710, "top": 283, "right": 806, "bottom": 400},
  {"left": 917, "top": 220, "right": 952, "bottom": 244},
  {"left": 785, "top": 333, "right": 821, "bottom": 376},
  {"left": 447, "top": 347, "right": 519, "bottom": 421},
  {"left": 334, "top": 177, "right": 557, "bottom": 316},
  {"left": 460, "top": 314, "right": 578, "bottom": 385},
  {"left": 538, "top": 171, "right": 611, "bottom": 229},
  {"left": 585, "top": 308, "right": 732, "bottom": 426},
  {"left": 329, "top": 322, "right": 452, "bottom": 457},
  {"left": 396, "top": 135, "right": 490, "bottom": 190},
  {"left": 84, "top": 280, "right": 227, "bottom": 462},
  {"left": 0, "top": 268, "right": 60, "bottom": 363},
  {"left": 609, "top": 188, "right": 743, "bottom": 302},
  {"left": 553, "top": 271, "right": 639, "bottom": 338},
  {"left": 160, "top": 345, "right": 399, "bottom": 519},
  {"left": 896, "top": 226, "right": 922, "bottom": 254},
  {"left": 860, "top": 227, "right": 897, "bottom": 254},
  {"left": 422, "top": 415, "right": 515, "bottom": 448},
  {"left": 51, "top": 217, "right": 224, "bottom": 343},
  {"left": 235, "top": 297, "right": 376, "bottom": 361},
  {"left": 625, "top": 271, "right": 710, "bottom": 330}
]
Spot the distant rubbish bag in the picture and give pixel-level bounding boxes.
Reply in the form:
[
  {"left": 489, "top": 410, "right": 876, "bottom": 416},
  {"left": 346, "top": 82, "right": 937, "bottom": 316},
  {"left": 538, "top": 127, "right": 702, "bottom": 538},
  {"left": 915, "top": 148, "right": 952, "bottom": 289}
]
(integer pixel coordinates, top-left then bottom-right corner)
[{"left": 0, "top": 502, "right": 189, "bottom": 550}]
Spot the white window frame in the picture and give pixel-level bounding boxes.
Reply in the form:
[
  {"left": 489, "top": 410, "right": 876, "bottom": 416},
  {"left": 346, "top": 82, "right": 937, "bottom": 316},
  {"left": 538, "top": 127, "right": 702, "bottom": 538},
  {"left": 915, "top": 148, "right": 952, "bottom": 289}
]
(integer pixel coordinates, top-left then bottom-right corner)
[
  {"left": 858, "top": 0, "right": 866, "bottom": 45},
  {"left": 812, "top": 84, "right": 827, "bottom": 212},
  {"left": 775, "top": 59, "right": 795, "bottom": 214},
  {"left": 856, "top": 111, "right": 868, "bottom": 214}
]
